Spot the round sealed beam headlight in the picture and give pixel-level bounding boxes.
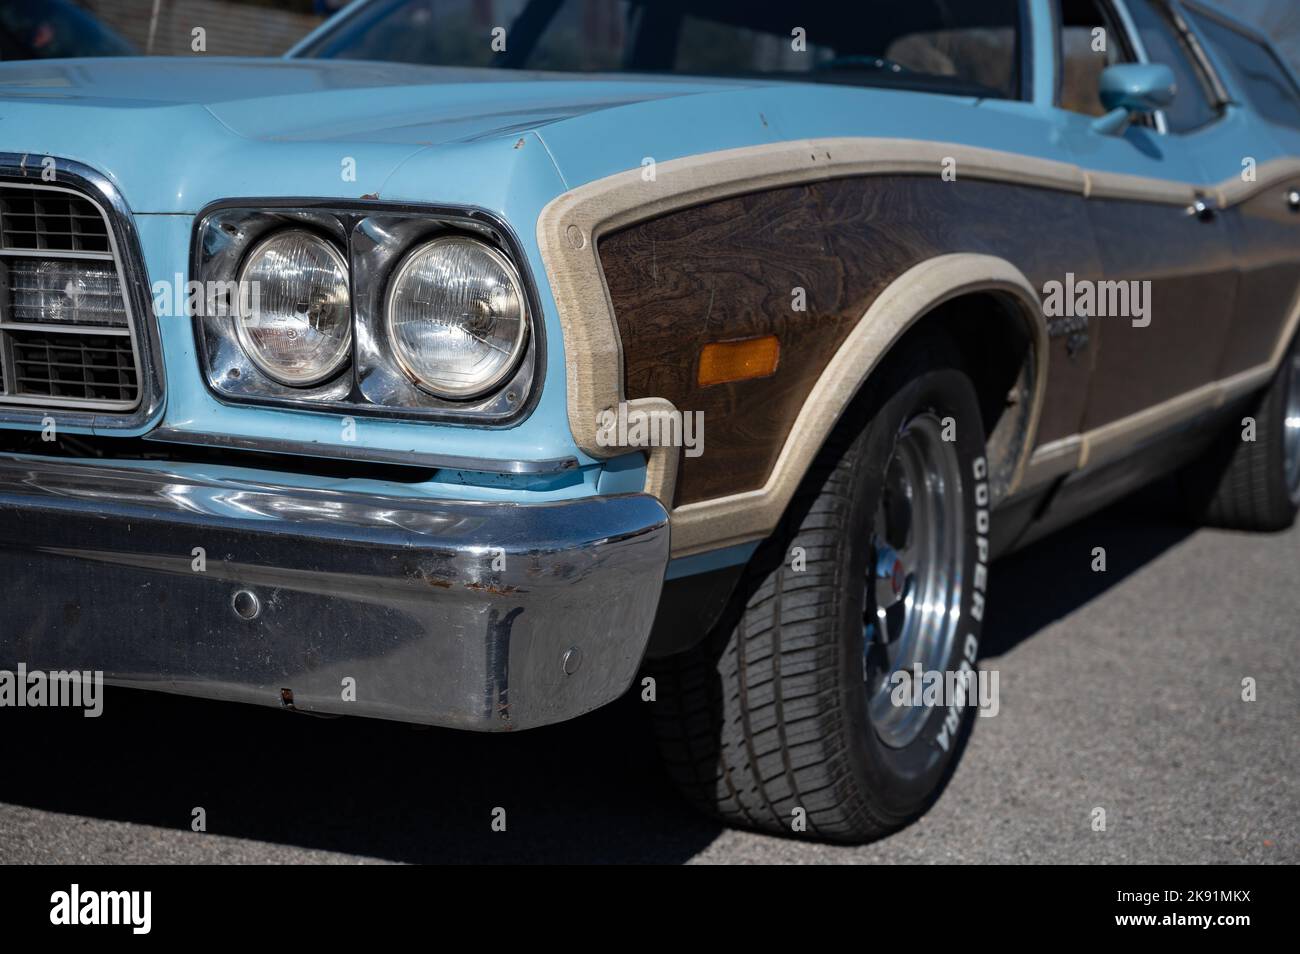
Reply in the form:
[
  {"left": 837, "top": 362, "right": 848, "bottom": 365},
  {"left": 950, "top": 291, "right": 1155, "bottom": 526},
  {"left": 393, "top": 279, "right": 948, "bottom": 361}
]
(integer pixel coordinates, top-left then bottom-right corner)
[
  {"left": 385, "top": 236, "right": 528, "bottom": 399},
  {"left": 235, "top": 230, "right": 351, "bottom": 386}
]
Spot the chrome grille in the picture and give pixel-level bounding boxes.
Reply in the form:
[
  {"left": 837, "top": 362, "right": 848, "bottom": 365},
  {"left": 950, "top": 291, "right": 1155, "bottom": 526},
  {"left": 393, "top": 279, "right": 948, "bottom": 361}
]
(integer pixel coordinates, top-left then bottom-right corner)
[
  {"left": 0, "top": 182, "right": 141, "bottom": 411},
  {"left": 0, "top": 188, "right": 110, "bottom": 253},
  {"left": 8, "top": 330, "right": 138, "bottom": 403}
]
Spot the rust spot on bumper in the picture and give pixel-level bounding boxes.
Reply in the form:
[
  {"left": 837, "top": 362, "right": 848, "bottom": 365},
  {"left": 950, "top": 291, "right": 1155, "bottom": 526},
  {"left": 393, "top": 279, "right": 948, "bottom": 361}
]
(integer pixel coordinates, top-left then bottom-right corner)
[{"left": 464, "top": 581, "right": 521, "bottom": 596}]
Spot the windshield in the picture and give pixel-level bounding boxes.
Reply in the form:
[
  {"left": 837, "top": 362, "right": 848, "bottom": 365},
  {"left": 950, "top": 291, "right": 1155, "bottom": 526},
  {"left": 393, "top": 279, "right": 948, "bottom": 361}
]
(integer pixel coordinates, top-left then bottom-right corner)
[{"left": 295, "top": 0, "right": 1024, "bottom": 100}]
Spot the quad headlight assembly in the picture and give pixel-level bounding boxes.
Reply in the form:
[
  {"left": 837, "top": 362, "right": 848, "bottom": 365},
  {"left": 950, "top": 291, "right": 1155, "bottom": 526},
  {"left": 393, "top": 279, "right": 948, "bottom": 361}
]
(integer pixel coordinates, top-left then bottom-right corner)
[{"left": 191, "top": 202, "right": 538, "bottom": 424}]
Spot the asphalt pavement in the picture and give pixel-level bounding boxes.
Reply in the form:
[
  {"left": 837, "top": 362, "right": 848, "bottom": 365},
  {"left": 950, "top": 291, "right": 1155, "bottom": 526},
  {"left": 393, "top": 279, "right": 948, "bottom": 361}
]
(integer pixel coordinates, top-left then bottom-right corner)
[{"left": 0, "top": 486, "right": 1295, "bottom": 864}]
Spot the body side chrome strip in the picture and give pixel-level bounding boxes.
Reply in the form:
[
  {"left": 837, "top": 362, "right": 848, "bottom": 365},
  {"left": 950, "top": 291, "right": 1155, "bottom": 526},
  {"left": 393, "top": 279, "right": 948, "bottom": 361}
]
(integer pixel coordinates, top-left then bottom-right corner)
[{"left": 144, "top": 426, "right": 580, "bottom": 475}]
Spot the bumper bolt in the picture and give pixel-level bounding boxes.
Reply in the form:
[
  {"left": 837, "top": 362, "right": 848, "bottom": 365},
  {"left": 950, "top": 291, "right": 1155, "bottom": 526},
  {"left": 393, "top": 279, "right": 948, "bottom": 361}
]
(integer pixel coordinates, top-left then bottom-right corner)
[{"left": 232, "top": 589, "right": 261, "bottom": 621}]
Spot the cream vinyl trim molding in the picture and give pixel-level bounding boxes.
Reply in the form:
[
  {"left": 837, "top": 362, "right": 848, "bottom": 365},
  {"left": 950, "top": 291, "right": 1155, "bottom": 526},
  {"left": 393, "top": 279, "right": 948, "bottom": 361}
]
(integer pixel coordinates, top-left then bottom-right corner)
[
  {"left": 1215, "top": 157, "right": 1300, "bottom": 209},
  {"left": 1019, "top": 435, "right": 1082, "bottom": 491},
  {"left": 1021, "top": 361, "right": 1278, "bottom": 481},
  {"left": 1080, "top": 365, "right": 1272, "bottom": 470}
]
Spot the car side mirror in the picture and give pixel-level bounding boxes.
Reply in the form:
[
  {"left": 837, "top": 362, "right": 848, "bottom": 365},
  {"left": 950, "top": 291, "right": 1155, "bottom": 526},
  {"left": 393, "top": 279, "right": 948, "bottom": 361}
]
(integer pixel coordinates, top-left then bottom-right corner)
[{"left": 1091, "top": 63, "right": 1177, "bottom": 135}]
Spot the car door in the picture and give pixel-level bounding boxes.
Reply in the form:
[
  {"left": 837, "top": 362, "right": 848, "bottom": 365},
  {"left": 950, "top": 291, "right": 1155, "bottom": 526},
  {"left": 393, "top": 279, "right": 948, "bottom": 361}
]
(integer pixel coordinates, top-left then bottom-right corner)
[
  {"left": 1178, "top": 1, "right": 1300, "bottom": 381},
  {"left": 1052, "top": 0, "right": 1239, "bottom": 435}
]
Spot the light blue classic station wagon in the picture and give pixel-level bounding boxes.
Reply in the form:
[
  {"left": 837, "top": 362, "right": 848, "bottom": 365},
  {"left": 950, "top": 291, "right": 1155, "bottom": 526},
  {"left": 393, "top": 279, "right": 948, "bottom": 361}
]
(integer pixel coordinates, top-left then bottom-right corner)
[{"left": 1, "top": 0, "right": 1297, "bottom": 841}]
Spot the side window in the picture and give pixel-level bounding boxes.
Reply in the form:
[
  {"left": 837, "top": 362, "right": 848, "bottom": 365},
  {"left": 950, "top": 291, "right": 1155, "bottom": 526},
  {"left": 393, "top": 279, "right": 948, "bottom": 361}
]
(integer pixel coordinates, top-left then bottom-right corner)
[
  {"left": 1125, "top": 0, "right": 1220, "bottom": 132},
  {"left": 1058, "top": 0, "right": 1138, "bottom": 117},
  {"left": 1185, "top": 9, "right": 1300, "bottom": 131},
  {"left": 883, "top": 26, "right": 1020, "bottom": 100}
]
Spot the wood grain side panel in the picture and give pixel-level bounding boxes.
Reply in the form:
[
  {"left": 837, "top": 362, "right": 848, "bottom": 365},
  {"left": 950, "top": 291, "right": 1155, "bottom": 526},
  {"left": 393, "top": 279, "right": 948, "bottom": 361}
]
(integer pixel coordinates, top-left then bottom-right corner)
[
  {"left": 600, "top": 175, "right": 1101, "bottom": 506},
  {"left": 1080, "top": 198, "right": 1239, "bottom": 429},
  {"left": 600, "top": 185, "right": 840, "bottom": 504},
  {"left": 816, "top": 177, "right": 1100, "bottom": 444},
  {"left": 1219, "top": 180, "right": 1300, "bottom": 378}
]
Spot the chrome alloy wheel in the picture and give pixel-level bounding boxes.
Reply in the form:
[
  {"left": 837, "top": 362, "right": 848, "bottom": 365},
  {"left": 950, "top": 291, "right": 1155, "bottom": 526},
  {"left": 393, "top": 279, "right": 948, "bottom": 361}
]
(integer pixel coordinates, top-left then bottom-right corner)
[
  {"left": 1285, "top": 351, "right": 1300, "bottom": 501},
  {"left": 863, "top": 412, "right": 965, "bottom": 749}
]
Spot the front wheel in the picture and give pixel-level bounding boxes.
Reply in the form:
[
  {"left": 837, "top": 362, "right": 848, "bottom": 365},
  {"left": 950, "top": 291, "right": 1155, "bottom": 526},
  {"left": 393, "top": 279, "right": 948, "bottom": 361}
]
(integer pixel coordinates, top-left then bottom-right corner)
[{"left": 651, "top": 346, "right": 991, "bottom": 842}]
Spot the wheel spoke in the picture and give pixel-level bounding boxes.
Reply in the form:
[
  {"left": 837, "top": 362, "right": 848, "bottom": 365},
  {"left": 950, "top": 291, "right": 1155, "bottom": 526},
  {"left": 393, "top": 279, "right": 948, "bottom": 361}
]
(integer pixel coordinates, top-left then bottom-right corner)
[
  {"left": 863, "top": 412, "right": 966, "bottom": 749},
  {"left": 1285, "top": 355, "right": 1300, "bottom": 493}
]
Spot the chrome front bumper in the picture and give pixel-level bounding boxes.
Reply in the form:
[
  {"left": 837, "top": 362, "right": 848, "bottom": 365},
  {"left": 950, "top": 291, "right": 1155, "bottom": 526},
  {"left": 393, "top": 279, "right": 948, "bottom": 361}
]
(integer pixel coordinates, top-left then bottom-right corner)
[{"left": 0, "top": 454, "right": 669, "bottom": 730}]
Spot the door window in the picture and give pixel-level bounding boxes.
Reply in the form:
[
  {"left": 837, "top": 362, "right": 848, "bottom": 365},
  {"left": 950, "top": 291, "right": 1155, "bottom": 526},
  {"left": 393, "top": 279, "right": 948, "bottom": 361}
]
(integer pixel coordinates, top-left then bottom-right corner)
[
  {"left": 1125, "top": 0, "right": 1220, "bottom": 132},
  {"left": 1057, "top": 0, "right": 1138, "bottom": 117}
]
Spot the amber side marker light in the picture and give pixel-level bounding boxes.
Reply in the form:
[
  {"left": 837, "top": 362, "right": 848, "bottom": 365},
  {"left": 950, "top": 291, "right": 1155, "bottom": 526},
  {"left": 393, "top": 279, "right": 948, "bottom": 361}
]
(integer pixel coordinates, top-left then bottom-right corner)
[{"left": 697, "top": 335, "right": 781, "bottom": 388}]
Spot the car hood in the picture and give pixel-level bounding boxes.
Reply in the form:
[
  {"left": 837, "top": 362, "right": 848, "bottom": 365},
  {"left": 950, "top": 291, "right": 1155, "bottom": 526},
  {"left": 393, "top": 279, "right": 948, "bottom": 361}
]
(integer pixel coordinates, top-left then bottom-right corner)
[
  {"left": 0, "top": 57, "right": 749, "bottom": 213},
  {"left": 0, "top": 56, "right": 744, "bottom": 145}
]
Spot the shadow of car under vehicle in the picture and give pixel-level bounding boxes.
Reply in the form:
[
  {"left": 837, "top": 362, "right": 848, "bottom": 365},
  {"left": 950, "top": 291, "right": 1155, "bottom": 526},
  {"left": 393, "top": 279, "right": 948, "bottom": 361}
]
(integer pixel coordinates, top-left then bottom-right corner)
[
  {"left": 980, "top": 479, "right": 1196, "bottom": 659},
  {"left": 0, "top": 682, "right": 720, "bottom": 864}
]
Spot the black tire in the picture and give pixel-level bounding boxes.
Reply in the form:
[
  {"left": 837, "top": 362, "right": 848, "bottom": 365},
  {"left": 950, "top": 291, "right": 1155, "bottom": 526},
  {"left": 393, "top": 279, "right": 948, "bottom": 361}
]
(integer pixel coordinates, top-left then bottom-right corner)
[
  {"left": 651, "top": 342, "right": 991, "bottom": 842},
  {"left": 1183, "top": 336, "right": 1300, "bottom": 532}
]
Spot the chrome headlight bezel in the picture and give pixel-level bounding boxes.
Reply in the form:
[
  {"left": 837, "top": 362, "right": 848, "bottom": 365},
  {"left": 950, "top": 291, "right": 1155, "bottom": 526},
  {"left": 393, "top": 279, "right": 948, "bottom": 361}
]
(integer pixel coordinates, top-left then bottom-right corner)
[
  {"left": 383, "top": 236, "right": 530, "bottom": 400},
  {"left": 190, "top": 200, "right": 541, "bottom": 425}
]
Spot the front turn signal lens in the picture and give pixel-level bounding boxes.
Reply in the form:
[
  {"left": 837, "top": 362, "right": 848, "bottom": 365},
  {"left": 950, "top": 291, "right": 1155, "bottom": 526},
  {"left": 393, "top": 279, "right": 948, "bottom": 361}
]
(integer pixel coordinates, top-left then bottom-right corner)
[{"left": 698, "top": 335, "right": 780, "bottom": 388}]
